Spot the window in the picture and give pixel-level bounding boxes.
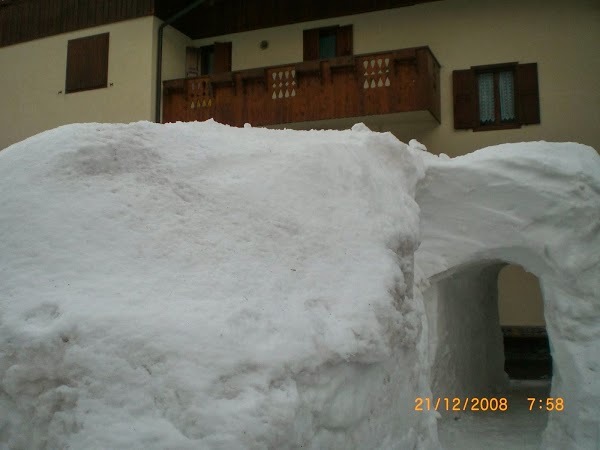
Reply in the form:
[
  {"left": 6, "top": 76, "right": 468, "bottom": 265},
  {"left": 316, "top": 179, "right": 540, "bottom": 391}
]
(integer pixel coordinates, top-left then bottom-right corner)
[
  {"left": 200, "top": 46, "right": 215, "bottom": 75},
  {"left": 186, "top": 42, "right": 232, "bottom": 78},
  {"left": 318, "top": 29, "right": 337, "bottom": 59},
  {"left": 477, "top": 68, "right": 516, "bottom": 126},
  {"left": 65, "top": 33, "right": 109, "bottom": 93},
  {"left": 303, "top": 25, "right": 353, "bottom": 61},
  {"left": 453, "top": 62, "right": 540, "bottom": 131}
]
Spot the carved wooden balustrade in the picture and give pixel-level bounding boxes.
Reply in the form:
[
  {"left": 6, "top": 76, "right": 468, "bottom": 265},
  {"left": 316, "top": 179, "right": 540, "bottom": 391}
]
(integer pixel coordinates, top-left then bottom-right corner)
[{"left": 162, "top": 46, "right": 440, "bottom": 127}]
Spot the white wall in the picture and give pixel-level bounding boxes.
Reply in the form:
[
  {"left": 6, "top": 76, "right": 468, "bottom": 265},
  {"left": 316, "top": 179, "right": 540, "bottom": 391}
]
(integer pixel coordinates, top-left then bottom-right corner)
[{"left": 0, "top": 16, "right": 158, "bottom": 151}]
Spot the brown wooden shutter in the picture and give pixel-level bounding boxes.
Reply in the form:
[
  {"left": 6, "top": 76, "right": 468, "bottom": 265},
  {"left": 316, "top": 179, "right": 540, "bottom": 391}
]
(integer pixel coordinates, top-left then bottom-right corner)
[
  {"left": 65, "top": 32, "right": 109, "bottom": 93},
  {"left": 186, "top": 47, "right": 200, "bottom": 78},
  {"left": 214, "top": 41, "right": 232, "bottom": 73},
  {"left": 516, "top": 63, "right": 540, "bottom": 125},
  {"left": 336, "top": 25, "right": 353, "bottom": 57},
  {"left": 303, "top": 28, "right": 319, "bottom": 61},
  {"left": 452, "top": 69, "right": 476, "bottom": 129}
]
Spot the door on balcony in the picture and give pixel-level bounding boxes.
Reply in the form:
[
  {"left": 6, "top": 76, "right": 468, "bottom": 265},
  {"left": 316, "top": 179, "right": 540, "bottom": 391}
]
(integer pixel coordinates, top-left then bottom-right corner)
[
  {"left": 303, "top": 25, "right": 353, "bottom": 61},
  {"left": 186, "top": 42, "right": 232, "bottom": 77}
]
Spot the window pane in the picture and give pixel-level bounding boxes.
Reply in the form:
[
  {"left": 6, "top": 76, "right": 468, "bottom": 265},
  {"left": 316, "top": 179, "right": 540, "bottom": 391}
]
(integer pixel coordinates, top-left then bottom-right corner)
[
  {"left": 478, "top": 73, "right": 495, "bottom": 124},
  {"left": 201, "top": 47, "right": 215, "bottom": 75},
  {"left": 499, "top": 71, "right": 516, "bottom": 122},
  {"left": 319, "top": 33, "right": 336, "bottom": 59}
]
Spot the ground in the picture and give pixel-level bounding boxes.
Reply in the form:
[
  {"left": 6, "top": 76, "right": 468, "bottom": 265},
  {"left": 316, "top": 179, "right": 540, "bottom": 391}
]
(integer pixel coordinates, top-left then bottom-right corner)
[{"left": 439, "top": 380, "right": 550, "bottom": 450}]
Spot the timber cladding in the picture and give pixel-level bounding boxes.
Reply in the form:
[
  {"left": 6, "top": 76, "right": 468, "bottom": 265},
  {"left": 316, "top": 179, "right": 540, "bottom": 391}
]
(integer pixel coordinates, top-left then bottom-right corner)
[
  {"left": 1, "top": 0, "right": 440, "bottom": 48},
  {"left": 0, "top": 0, "right": 154, "bottom": 47}
]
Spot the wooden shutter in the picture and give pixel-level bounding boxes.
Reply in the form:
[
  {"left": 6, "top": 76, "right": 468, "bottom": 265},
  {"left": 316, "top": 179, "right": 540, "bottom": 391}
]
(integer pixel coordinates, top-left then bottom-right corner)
[
  {"left": 336, "top": 25, "right": 353, "bottom": 57},
  {"left": 516, "top": 63, "right": 540, "bottom": 125},
  {"left": 452, "top": 69, "right": 476, "bottom": 129},
  {"left": 186, "top": 47, "right": 200, "bottom": 78},
  {"left": 303, "top": 28, "right": 319, "bottom": 61},
  {"left": 65, "top": 32, "right": 109, "bottom": 93},
  {"left": 214, "top": 41, "right": 232, "bottom": 73}
]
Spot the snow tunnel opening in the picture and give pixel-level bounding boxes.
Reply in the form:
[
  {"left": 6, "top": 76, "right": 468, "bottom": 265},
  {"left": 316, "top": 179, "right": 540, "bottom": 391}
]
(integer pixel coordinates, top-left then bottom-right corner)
[
  {"left": 427, "top": 260, "right": 552, "bottom": 448},
  {"left": 425, "top": 260, "right": 553, "bottom": 395},
  {"left": 426, "top": 262, "right": 508, "bottom": 399}
]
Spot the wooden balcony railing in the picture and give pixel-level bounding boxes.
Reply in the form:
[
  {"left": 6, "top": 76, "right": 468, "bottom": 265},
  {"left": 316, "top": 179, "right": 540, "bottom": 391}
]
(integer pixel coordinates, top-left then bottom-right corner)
[{"left": 162, "top": 46, "right": 440, "bottom": 127}]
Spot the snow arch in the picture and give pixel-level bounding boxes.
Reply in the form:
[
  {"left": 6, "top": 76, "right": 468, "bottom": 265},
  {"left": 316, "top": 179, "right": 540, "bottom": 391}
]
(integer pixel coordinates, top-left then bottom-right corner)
[{"left": 414, "top": 142, "right": 600, "bottom": 449}]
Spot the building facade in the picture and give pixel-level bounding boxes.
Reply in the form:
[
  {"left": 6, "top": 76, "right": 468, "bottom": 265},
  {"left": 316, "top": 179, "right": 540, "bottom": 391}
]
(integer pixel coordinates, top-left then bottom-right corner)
[
  {"left": 0, "top": 0, "right": 190, "bottom": 149},
  {"left": 167, "top": 0, "right": 599, "bottom": 156}
]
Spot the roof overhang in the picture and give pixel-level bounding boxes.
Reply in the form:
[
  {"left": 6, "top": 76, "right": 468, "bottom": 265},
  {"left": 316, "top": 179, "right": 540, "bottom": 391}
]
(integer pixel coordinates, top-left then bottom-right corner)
[{"left": 155, "top": 0, "right": 439, "bottom": 40}]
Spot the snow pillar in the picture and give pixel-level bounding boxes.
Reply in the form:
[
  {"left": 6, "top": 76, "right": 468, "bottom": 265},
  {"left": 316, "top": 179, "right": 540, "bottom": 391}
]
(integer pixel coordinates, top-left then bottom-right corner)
[{"left": 541, "top": 279, "right": 600, "bottom": 449}]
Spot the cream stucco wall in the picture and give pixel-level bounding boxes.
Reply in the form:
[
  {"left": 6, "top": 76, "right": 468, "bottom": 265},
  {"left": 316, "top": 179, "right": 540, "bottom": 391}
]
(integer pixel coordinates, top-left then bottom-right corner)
[
  {"left": 498, "top": 265, "right": 545, "bottom": 326},
  {"left": 0, "top": 16, "right": 192, "bottom": 151},
  {"left": 0, "top": 16, "right": 158, "bottom": 151}
]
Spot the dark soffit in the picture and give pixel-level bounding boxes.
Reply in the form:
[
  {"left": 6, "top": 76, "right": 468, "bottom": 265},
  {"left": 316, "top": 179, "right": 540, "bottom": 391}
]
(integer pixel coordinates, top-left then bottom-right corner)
[{"left": 155, "top": 0, "right": 440, "bottom": 40}]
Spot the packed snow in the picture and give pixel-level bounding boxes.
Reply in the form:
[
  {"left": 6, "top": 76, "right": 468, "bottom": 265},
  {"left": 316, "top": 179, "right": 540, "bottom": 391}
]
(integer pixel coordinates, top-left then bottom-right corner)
[
  {"left": 416, "top": 141, "right": 600, "bottom": 449},
  {"left": 438, "top": 380, "right": 551, "bottom": 450},
  {"left": 0, "top": 120, "right": 598, "bottom": 449}
]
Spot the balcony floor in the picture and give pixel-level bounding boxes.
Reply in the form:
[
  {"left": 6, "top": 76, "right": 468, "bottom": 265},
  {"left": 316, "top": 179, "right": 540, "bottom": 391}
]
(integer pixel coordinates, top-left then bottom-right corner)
[{"left": 267, "top": 110, "right": 438, "bottom": 131}]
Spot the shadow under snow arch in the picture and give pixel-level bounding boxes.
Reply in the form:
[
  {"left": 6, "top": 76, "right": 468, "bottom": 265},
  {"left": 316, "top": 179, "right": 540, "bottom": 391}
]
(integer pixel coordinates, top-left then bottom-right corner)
[{"left": 413, "top": 142, "right": 600, "bottom": 450}]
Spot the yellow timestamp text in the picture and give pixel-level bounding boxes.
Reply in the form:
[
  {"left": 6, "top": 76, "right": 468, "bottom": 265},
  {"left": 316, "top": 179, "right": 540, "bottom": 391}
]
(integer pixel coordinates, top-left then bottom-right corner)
[
  {"left": 527, "top": 398, "right": 564, "bottom": 411},
  {"left": 414, "top": 397, "right": 509, "bottom": 412}
]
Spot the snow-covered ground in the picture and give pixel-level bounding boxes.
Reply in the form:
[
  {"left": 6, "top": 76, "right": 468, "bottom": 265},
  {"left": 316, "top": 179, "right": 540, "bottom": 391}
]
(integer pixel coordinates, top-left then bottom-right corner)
[
  {"left": 1, "top": 120, "right": 598, "bottom": 449},
  {"left": 438, "top": 380, "right": 550, "bottom": 450}
]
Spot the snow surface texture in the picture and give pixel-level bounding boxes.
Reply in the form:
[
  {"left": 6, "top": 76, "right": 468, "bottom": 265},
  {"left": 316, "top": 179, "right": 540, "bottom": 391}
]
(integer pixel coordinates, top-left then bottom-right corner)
[
  {"left": 0, "top": 121, "right": 437, "bottom": 449},
  {"left": 1, "top": 121, "right": 599, "bottom": 449},
  {"left": 416, "top": 142, "right": 600, "bottom": 449}
]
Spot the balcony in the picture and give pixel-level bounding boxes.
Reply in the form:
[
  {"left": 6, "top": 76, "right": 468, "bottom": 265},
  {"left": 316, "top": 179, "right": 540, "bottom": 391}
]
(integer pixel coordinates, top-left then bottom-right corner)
[{"left": 162, "top": 46, "right": 440, "bottom": 129}]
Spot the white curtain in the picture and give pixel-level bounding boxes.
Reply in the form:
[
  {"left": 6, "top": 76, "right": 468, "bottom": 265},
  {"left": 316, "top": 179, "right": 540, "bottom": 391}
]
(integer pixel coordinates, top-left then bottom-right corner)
[
  {"left": 478, "top": 73, "right": 495, "bottom": 124},
  {"left": 499, "top": 71, "right": 515, "bottom": 121}
]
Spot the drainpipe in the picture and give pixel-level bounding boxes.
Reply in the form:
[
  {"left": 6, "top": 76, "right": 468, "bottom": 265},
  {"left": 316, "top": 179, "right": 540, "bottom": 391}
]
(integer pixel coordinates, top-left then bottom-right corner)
[{"left": 155, "top": 0, "right": 208, "bottom": 123}]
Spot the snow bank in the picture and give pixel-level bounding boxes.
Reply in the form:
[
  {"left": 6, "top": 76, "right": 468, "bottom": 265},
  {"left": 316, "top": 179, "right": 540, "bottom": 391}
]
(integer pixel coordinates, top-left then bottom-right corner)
[
  {"left": 2, "top": 121, "right": 599, "bottom": 449},
  {"left": 0, "top": 121, "right": 437, "bottom": 449},
  {"left": 415, "top": 142, "right": 600, "bottom": 449}
]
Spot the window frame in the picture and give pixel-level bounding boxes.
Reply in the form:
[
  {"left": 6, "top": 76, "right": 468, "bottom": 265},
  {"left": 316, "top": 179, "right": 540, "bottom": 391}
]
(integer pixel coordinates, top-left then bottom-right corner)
[
  {"left": 199, "top": 45, "right": 215, "bottom": 76},
  {"left": 317, "top": 26, "right": 338, "bottom": 59},
  {"left": 65, "top": 32, "right": 109, "bottom": 94},
  {"left": 452, "top": 62, "right": 540, "bottom": 132},
  {"left": 185, "top": 42, "right": 232, "bottom": 78},
  {"left": 303, "top": 25, "right": 353, "bottom": 61},
  {"left": 473, "top": 62, "right": 518, "bottom": 131}
]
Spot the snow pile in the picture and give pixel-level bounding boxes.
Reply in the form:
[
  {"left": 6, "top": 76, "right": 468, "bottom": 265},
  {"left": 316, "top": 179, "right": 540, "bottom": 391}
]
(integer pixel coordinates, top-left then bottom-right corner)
[
  {"left": 416, "top": 142, "right": 600, "bottom": 449},
  {"left": 2, "top": 120, "right": 599, "bottom": 450},
  {"left": 0, "top": 121, "right": 437, "bottom": 449}
]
